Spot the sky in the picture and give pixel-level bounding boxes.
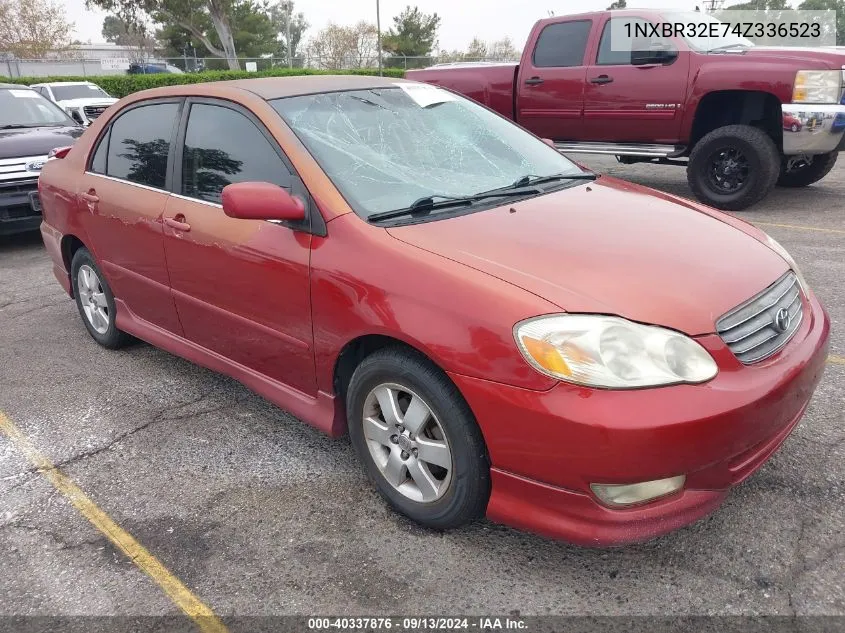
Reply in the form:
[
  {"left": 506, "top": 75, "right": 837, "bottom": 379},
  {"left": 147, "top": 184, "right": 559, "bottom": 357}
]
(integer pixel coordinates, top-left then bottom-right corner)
[{"left": 62, "top": 0, "right": 708, "bottom": 53}]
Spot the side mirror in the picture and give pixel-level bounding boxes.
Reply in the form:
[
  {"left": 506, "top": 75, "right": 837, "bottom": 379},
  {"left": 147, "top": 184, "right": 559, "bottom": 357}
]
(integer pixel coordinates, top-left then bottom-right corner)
[
  {"left": 221, "top": 182, "right": 306, "bottom": 222},
  {"left": 631, "top": 43, "right": 677, "bottom": 66}
]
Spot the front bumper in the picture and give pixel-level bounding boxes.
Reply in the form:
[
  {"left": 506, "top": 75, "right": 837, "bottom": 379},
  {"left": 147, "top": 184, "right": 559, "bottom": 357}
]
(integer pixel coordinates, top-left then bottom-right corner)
[
  {"left": 451, "top": 292, "right": 830, "bottom": 546},
  {"left": 782, "top": 103, "right": 845, "bottom": 155},
  {"left": 0, "top": 178, "right": 41, "bottom": 236}
]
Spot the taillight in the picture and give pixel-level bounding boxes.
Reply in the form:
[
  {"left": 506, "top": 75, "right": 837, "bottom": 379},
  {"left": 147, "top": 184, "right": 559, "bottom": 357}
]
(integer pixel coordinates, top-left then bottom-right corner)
[{"left": 48, "top": 146, "right": 72, "bottom": 159}]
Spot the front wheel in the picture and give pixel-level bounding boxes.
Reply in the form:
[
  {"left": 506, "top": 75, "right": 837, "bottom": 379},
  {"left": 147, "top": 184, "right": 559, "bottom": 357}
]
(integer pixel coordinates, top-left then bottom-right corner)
[
  {"left": 346, "top": 348, "right": 490, "bottom": 530},
  {"left": 687, "top": 124, "right": 780, "bottom": 211},
  {"left": 776, "top": 152, "right": 838, "bottom": 188}
]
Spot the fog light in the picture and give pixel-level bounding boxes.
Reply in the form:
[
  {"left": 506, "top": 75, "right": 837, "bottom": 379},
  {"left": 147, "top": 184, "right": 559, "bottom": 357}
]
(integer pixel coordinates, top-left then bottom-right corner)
[{"left": 591, "top": 475, "right": 685, "bottom": 507}]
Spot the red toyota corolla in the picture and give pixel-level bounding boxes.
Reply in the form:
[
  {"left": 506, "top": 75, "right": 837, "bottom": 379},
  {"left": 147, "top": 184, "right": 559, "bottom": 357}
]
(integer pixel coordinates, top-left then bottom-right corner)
[{"left": 38, "top": 76, "right": 830, "bottom": 546}]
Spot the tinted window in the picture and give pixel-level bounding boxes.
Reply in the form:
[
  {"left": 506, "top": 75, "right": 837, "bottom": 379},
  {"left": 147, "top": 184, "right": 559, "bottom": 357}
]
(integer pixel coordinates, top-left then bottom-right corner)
[
  {"left": 597, "top": 18, "right": 671, "bottom": 65},
  {"left": 532, "top": 21, "right": 592, "bottom": 68},
  {"left": 106, "top": 103, "right": 178, "bottom": 188},
  {"left": 180, "top": 104, "right": 290, "bottom": 204},
  {"left": 90, "top": 127, "right": 109, "bottom": 174}
]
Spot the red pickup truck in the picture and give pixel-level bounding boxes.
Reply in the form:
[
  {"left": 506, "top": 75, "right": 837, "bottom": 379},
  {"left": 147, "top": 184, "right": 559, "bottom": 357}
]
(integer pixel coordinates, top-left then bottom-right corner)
[{"left": 407, "top": 9, "right": 845, "bottom": 210}]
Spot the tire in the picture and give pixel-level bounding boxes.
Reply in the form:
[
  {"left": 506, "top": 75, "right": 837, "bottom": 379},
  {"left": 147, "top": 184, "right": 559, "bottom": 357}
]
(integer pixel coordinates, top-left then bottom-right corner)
[
  {"left": 346, "top": 347, "right": 490, "bottom": 530},
  {"left": 70, "top": 247, "right": 131, "bottom": 349},
  {"left": 776, "top": 152, "right": 838, "bottom": 188},
  {"left": 687, "top": 124, "right": 780, "bottom": 211}
]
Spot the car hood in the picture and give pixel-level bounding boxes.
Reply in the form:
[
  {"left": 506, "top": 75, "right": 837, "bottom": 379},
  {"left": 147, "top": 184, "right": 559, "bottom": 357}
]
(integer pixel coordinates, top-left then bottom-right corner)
[
  {"left": 0, "top": 126, "right": 83, "bottom": 159},
  {"left": 736, "top": 46, "right": 845, "bottom": 68},
  {"left": 386, "top": 177, "right": 788, "bottom": 336},
  {"left": 56, "top": 97, "right": 118, "bottom": 108}
]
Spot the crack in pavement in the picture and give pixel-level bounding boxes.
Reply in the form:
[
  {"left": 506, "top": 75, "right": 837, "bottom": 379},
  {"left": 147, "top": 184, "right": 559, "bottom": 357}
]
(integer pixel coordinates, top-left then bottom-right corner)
[{"left": 0, "top": 521, "right": 105, "bottom": 551}]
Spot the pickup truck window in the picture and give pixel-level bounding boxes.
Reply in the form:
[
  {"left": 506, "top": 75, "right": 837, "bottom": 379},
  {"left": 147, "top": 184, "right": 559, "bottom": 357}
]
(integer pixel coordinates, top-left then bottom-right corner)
[
  {"left": 597, "top": 18, "right": 672, "bottom": 65},
  {"left": 532, "top": 20, "right": 592, "bottom": 68}
]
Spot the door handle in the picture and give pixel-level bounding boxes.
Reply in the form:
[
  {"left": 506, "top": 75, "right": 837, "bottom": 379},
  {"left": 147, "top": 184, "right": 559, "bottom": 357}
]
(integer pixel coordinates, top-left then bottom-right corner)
[
  {"left": 164, "top": 215, "right": 191, "bottom": 232},
  {"left": 590, "top": 75, "right": 614, "bottom": 85},
  {"left": 524, "top": 77, "right": 544, "bottom": 86},
  {"left": 80, "top": 191, "right": 99, "bottom": 203}
]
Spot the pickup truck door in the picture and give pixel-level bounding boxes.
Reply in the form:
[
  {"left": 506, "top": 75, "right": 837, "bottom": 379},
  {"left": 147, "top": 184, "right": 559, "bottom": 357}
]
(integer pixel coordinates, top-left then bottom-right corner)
[
  {"left": 582, "top": 16, "right": 690, "bottom": 143},
  {"left": 515, "top": 19, "right": 593, "bottom": 141}
]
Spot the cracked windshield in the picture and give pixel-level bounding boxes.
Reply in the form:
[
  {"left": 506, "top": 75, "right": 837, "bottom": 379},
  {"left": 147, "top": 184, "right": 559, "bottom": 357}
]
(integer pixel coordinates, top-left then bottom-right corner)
[{"left": 271, "top": 85, "right": 582, "bottom": 218}]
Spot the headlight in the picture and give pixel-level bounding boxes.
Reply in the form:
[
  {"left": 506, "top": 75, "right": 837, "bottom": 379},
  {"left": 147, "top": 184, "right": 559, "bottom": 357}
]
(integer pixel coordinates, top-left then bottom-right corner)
[
  {"left": 763, "top": 233, "right": 809, "bottom": 293},
  {"left": 792, "top": 70, "right": 841, "bottom": 104},
  {"left": 514, "top": 315, "right": 718, "bottom": 389}
]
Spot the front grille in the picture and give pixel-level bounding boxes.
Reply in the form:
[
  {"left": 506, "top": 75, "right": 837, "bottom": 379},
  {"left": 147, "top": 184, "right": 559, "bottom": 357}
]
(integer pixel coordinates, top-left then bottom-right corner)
[
  {"left": 0, "top": 179, "right": 38, "bottom": 195},
  {"left": 84, "top": 105, "right": 108, "bottom": 119},
  {"left": 716, "top": 271, "right": 803, "bottom": 364},
  {"left": 0, "top": 203, "right": 40, "bottom": 220}
]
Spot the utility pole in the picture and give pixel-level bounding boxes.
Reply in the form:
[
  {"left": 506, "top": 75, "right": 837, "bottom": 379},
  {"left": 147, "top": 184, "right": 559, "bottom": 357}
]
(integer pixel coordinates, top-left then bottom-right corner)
[
  {"left": 286, "top": 0, "right": 293, "bottom": 68},
  {"left": 376, "top": 0, "right": 382, "bottom": 76}
]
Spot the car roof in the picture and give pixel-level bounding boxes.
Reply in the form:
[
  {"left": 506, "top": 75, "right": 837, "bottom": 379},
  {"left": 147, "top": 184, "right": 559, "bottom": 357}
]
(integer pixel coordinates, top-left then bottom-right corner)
[
  {"left": 136, "top": 74, "right": 411, "bottom": 101},
  {"left": 0, "top": 83, "right": 33, "bottom": 89}
]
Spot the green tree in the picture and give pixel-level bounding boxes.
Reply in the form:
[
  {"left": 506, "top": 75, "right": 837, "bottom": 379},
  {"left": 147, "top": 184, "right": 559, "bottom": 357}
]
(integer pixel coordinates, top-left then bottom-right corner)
[
  {"left": 798, "top": 0, "right": 845, "bottom": 44},
  {"left": 87, "top": 0, "right": 246, "bottom": 69},
  {"left": 724, "top": 0, "right": 788, "bottom": 9},
  {"left": 382, "top": 5, "right": 440, "bottom": 57},
  {"left": 156, "top": 0, "right": 278, "bottom": 64},
  {"left": 0, "top": 0, "right": 73, "bottom": 57},
  {"left": 607, "top": 0, "right": 627, "bottom": 9},
  {"left": 464, "top": 36, "right": 487, "bottom": 60}
]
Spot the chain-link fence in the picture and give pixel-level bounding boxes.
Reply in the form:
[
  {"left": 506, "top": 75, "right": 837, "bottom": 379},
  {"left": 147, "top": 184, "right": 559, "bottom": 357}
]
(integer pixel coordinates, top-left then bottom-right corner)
[{"left": 2, "top": 54, "right": 519, "bottom": 79}]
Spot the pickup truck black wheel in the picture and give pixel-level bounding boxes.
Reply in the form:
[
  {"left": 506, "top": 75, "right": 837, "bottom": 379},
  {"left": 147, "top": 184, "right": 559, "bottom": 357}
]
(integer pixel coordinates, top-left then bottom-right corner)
[
  {"left": 346, "top": 347, "right": 490, "bottom": 530},
  {"left": 687, "top": 125, "right": 780, "bottom": 211},
  {"left": 71, "top": 248, "right": 132, "bottom": 349},
  {"left": 777, "top": 152, "right": 838, "bottom": 188}
]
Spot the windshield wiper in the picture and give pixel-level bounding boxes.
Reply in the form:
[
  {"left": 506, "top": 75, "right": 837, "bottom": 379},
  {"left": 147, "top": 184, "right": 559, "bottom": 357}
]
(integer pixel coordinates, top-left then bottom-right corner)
[
  {"left": 707, "top": 43, "right": 750, "bottom": 53},
  {"left": 507, "top": 172, "right": 597, "bottom": 189},
  {"left": 368, "top": 188, "right": 542, "bottom": 223}
]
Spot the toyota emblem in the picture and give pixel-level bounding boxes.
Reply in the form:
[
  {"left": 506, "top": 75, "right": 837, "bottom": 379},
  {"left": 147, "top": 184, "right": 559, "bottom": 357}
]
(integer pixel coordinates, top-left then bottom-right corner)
[{"left": 774, "top": 307, "right": 791, "bottom": 333}]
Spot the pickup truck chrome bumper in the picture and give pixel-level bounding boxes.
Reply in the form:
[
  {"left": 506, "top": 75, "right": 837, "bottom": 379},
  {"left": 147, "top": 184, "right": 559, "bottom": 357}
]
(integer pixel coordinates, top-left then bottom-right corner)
[{"left": 782, "top": 103, "right": 845, "bottom": 155}]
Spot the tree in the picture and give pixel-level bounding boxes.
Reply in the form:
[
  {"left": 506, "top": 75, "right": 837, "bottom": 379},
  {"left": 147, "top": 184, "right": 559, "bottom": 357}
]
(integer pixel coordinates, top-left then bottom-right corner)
[
  {"left": 464, "top": 36, "right": 487, "bottom": 60},
  {"left": 306, "top": 23, "right": 355, "bottom": 70},
  {"left": 268, "top": 0, "right": 308, "bottom": 62},
  {"left": 87, "top": 0, "right": 244, "bottom": 69},
  {"left": 724, "top": 0, "right": 788, "bottom": 8},
  {"left": 0, "top": 0, "right": 73, "bottom": 58},
  {"left": 155, "top": 0, "right": 278, "bottom": 64},
  {"left": 798, "top": 0, "right": 845, "bottom": 44},
  {"left": 488, "top": 36, "right": 519, "bottom": 60},
  {"left": 607, "top": 0, "right": 627, "bottom": 8},
  {"left": 101, "top": 14, "right": 156, "bottom": 56},
  {"left": 382, "top": 5, "right": 440, "bottom": 57}
]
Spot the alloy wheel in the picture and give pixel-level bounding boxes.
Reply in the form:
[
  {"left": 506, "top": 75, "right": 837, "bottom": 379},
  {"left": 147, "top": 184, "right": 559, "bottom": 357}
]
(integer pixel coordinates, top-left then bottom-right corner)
[
  {"left": 362, "top": 383, "right": 453, "bottom": 503},
  {"left": 77, "top": 264, "right": 109, "bottom": 334}
]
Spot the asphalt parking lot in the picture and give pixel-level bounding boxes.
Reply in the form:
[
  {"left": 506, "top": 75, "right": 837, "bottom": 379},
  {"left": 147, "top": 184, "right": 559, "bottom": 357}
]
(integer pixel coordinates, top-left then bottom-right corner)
[{"left": 1, "top": 155, "right": 843, "bottom": 628}]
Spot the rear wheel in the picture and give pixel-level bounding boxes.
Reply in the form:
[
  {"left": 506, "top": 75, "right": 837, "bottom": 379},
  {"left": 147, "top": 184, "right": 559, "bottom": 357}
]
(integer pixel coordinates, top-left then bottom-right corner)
[
  {"left": 70, "top": 248, "right": 131, "bottom": 349},
  {"left": 776, "top": 152, "right": 838, "bottom": 188},
  {"left": 687, "top": 124, "right": 780, "bottom": 211},
  {"left": 346, "top": 347, "right": 490, "bottom": 530}
]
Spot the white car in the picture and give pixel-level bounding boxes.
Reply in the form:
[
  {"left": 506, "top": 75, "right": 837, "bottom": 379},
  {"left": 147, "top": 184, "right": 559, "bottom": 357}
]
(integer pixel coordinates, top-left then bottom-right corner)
[{"left": 29, "top": 81, "right": 118, "bottom": 126}]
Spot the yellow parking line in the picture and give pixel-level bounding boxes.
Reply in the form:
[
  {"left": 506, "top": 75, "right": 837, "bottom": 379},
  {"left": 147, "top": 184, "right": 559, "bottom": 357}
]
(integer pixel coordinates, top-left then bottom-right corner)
[
  {"left": 754, "top": 221, "right": 845, "bottom": 235},
  {"left": 0, "top": 412, "right": 228, "bottom": 633},
  {"left": 829, "top": 355, "right": 845, "bottom": 365}
]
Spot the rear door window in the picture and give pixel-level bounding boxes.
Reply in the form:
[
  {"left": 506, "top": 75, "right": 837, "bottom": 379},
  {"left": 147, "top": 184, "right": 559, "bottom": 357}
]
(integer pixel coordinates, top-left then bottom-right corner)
[
  {"left": 106, "top": 102, "right": 180, "bottom": 189},
  {"left": 532, "top": 20, "right": 592, "bottom": 67}
]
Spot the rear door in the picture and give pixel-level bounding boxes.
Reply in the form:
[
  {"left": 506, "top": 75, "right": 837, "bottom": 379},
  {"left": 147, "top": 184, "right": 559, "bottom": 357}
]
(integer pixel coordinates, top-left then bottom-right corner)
[
  {"left": 80, "top": 99, "right": 184, "bottom": 334},
  {"left": 161, "top": 98, "right": 316, "bottom": 395},
  {"left": 582, "top": 16, "right": 690, "bottom": 143},
  {"left": 515, "top": 19, "right": 593, "bottom": 141}
]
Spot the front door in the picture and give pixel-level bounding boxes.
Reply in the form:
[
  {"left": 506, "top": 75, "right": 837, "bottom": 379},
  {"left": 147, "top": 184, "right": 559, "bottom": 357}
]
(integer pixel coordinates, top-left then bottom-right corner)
[
  {"left": 582, "top": 16, "right": 690, "bottom": 144},
  {"left": 79, "top": 99, "right": 184, "bottom": 334},
  {"left": 515, "top": 19, "right": 593, "bottom": 141},
  {"left": 161, "top": 99, "right": 316, "bottom": 395}
]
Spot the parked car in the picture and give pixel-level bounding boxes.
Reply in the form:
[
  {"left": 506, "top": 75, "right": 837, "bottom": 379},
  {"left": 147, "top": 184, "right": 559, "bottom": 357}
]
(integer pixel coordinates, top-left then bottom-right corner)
[
  {"left": 0, "top": 84, "right": 83, "bottom": 236},
  {"left": 38, "top": 76, "right": 829, "bottom": 546},
  {"left": 127, "top": 62, "right": 184, "bottom": 75},
  {"left": 783, "top": 114, "right": 803, "bottom": 133},
  {"left": 407, "top": 9, "right": 845, "bottom": 210},
  {"left": 30, "top": 81, "right": 118, "bottom": 127}
]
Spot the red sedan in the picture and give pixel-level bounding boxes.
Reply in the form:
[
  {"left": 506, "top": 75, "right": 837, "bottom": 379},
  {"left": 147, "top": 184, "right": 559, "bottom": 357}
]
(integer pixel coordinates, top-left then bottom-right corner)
[{"left": 37, "top": 76, "right": 830, "bottom": 546}]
